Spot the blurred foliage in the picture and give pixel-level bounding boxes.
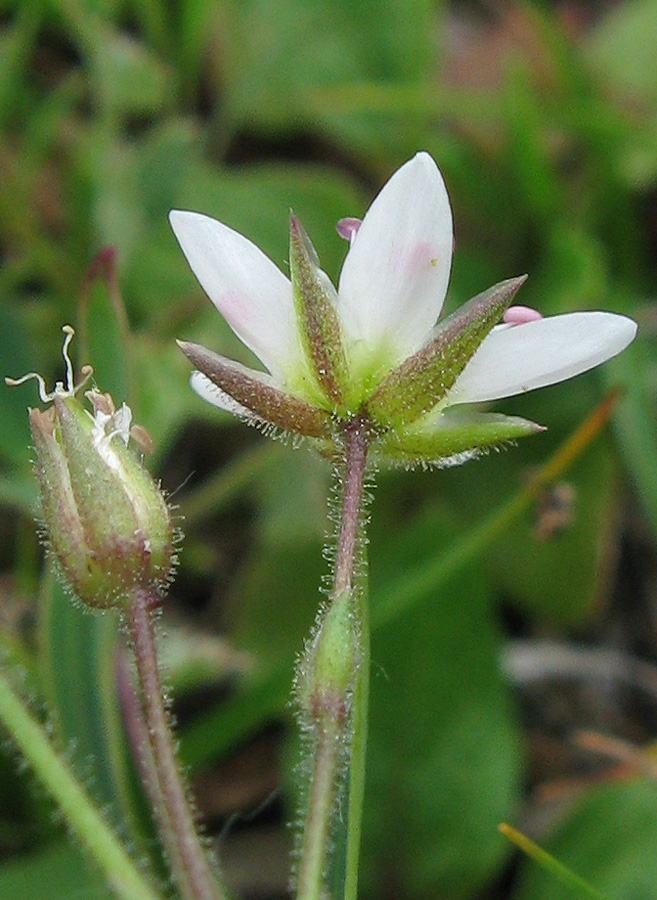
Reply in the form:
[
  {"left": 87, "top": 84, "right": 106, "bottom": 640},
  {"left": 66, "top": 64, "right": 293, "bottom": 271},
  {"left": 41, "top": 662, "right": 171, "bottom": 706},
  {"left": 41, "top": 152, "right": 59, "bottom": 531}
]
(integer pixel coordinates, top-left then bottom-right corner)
[{"left": 1, "top": 0, "right": 657, "bottom": 898}]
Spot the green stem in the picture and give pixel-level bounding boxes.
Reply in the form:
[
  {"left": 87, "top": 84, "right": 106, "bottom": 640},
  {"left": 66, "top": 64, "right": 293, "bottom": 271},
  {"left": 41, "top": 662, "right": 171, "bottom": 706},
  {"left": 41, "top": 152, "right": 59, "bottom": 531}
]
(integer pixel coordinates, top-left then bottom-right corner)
[
  {"left": 0, "top": 669, "right": 160, "bottom": 900},
  {"left": 296, "top": 724, "right": 344, "bottom": 900},
  {"left": 126, "top": 589, "right": 225, "bottom": 900},
  {"left": 345, "top": 574, "right": 369, "bottom": 900},
  {"left": 337, "top": 420, "right": 370, "bottom": 900},
  {"left": 295, "top": 417, "right": 370, "bottom": 900}
]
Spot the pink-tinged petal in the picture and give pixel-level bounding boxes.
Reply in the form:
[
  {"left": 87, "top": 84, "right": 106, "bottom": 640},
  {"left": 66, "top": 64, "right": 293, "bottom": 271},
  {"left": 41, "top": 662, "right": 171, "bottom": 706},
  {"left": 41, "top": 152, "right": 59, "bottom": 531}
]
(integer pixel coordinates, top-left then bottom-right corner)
[
  {"left": 169, "top": 210, "right": 298, "bottom": 380},
  {"left": 337, "top": 152, "right": 453, "bottom": 364},
  {"left": 448, "top": 312, "right": 637, "bottom": 404}
]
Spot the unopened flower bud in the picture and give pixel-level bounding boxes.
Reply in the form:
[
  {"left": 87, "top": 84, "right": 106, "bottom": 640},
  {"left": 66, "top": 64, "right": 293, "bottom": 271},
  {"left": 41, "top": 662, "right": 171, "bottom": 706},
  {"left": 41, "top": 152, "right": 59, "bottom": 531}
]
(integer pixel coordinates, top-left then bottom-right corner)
[{"left": 8, "top": 327, "right": 173, "bottom": 610}]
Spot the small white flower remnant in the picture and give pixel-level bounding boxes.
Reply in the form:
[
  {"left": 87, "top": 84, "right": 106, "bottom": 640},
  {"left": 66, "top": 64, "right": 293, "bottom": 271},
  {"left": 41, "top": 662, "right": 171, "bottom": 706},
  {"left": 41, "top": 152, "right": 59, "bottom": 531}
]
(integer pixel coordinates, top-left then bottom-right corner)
[{"left": 170, "top": 153, "right": 637, "bottom": 466}]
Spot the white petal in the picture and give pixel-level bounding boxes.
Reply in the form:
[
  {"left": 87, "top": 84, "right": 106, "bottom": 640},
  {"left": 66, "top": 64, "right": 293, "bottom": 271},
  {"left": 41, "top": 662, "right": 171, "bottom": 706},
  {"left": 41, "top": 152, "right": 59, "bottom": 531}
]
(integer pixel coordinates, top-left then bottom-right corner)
[
  {"left": 337, "top": 152, "right": 453, "bottom": 364},
  {"left": 449, "top": 312, "right": 637, "bottom": 404},
  {"left": 170, "top": 210, "right": 298, "bottom": 379}
]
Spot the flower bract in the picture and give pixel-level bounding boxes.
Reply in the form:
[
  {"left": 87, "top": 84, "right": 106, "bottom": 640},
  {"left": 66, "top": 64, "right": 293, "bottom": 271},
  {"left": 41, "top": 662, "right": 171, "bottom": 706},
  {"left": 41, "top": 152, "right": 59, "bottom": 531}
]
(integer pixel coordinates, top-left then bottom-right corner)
[{"left": 171, "top": 152, "right": 637, "bottom": 467}]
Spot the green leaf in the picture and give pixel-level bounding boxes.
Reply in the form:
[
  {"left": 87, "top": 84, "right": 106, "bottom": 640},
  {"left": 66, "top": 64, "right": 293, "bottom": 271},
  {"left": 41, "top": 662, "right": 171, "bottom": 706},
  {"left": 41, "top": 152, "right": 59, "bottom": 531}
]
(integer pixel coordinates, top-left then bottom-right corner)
[
  {"left": 533, "top": 227, "right": 609, "bottom": 316},
  {"left": 503, "top": 61, "right": 560, "bottom": 225},
  {"left": 605, "top": 337, "right": 657, "bottom": 544},
  {"left": 176, "top": 161, "right": 367, "bottom": 285},
  {"left": 38, "top": 575, "right": 154, "bottom": 856},
  {"left": 362, "top": 505, "right": 520, "bottom": 899},
  {"left": 228, "top": 537, "right": 325, "bottom": 677},
  {"left": 0, "top": 304, "right": 34, "bottom": 469},
  {"left": 0, "top": 3, "right": 41, "bottom": 132},
  {"left": 0, "top": 841, "right": 110, "bottom": 900},
  {"left": 511, "top": 781, "right": 657, "bottom": 900},
  {"left": 94, "top": 28, "right": 170, "bottom": 117},
  {"left": 489, "top": 439, "right": 618, "bottom": 625},
  {"left": 78, "top": 261, "right": 131, "bottom": 406},
  {"left": 85, "top": 136, "right": 146, "bottom": 272},
  {"left": 0, "top": 667, "right": 160, "bottom": 900},
  {"left": 219, "top": 0, "right": 435, "bottom": 133},
  {"left": 586, "top": 0, "right": 657, "bottom": 107},
  {"left": 432, "top": 383, "right": 623, "bottom": 626}
]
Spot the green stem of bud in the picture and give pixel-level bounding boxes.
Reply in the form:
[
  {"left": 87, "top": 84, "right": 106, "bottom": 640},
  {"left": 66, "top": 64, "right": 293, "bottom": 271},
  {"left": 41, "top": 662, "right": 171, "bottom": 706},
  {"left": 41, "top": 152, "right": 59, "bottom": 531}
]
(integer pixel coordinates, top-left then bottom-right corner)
[
  {"left": 125, "top": 589, "right": 226, "bottom": 900},
  {"left": 295, "top": 418, "right": 370, "bottom": 900}
]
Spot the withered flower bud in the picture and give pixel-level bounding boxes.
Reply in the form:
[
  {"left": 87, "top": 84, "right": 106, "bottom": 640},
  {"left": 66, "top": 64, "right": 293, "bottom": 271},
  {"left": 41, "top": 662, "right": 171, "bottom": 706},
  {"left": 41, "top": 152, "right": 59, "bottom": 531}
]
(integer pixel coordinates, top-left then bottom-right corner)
[{"left": 7, "top": 327, "right": 173, "bottom": 610}]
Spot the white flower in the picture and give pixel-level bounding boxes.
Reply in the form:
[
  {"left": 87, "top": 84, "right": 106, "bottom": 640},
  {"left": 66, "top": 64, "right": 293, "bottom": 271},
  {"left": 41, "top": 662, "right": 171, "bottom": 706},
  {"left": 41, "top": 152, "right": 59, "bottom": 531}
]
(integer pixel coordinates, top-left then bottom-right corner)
[{"left": 170, "top": 152, "right": 637, "bottom": 465}]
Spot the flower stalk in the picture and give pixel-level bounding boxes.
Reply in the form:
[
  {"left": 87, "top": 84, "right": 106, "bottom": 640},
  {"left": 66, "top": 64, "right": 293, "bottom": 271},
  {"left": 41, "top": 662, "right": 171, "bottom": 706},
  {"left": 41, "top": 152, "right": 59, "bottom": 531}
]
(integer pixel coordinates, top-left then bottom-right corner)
[
  {"left": 126, "top": 588, "right": 225, "bottom": 900},
  {"left": 295, "top": 419, "right": 370, "bottom": 900},
  {"left": 333, "top": 419, "right": 369, "bottom": 596}
]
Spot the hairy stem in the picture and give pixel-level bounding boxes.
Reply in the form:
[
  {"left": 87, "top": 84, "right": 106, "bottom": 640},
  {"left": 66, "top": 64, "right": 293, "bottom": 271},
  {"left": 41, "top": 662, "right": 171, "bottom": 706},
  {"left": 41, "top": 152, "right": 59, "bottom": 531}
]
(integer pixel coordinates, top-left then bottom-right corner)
[
  {"left": 335, "top": 418, "right": 370, "bottom": 900},
  {"left": 333, "top": 418, "right": 369, "bottom": 597},
  {"left": 296, "top": 417, "right": 370, "bottom": 900},
  {"left": 344, "top": 577, "right": 369, "bottom": 900},
  {"left": 126, "top": 589, "right": 225, "bottom": 900},
  {"left": 296, "top": 724, "right": 344, "bottom": 900}
]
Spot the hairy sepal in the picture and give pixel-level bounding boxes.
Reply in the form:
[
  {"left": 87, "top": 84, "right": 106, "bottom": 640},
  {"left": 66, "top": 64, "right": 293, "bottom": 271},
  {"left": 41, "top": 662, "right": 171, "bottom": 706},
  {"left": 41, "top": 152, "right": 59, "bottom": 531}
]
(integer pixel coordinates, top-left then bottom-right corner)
[
  {"left": 367, "top": 276, "right": 528, "bottom": 429},
  {"left": 178, "top": 340, "right": 332, "bottom": 438},
  {"left": 32, "top": 397, "right": 172, "bottom": 609},
  {"left": 289, "top": 214, "right": 349, "bottom": 406},
  {"left": 375, "top": 410, "right": 543, "bottom": 468}
]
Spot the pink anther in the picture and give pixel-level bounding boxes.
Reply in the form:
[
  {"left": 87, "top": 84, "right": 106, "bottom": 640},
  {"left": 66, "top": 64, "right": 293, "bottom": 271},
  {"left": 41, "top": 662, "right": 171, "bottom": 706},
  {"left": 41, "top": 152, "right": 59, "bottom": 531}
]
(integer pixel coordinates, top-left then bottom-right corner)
[
  {"left": 503, "top": 305, "right": 543, "bottom": 325},
  {"left": 336, "top": 217, "right": 362, "bottom": 242}
]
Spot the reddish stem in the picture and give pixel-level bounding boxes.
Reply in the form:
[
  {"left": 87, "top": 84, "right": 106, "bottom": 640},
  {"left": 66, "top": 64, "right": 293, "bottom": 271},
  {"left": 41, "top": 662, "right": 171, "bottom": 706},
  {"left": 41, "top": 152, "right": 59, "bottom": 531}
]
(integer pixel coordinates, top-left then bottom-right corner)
[
  {"left": 333, "top": 417, "right": 369, "bottom": 597},
  {"left": 126, "top": 589, "right": 224, "bottom": 900}
]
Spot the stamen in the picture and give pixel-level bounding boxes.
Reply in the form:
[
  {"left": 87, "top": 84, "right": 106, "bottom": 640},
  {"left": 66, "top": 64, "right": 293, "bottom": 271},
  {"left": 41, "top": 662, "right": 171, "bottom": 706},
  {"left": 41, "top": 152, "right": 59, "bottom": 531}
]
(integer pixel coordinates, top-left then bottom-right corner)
[
  {"left": 62, "top": 325, "right": 76, "bottom": 393},
  {"left": 503, "top": 306, "right": 543, "bottom": 325},
  {"left": 336, "top": 217, "right": 362, "bottom": 244},
  {"left": 4, "top": 325, "right": 93, "bottom": 402},
  {"left": 5, "top": 371, "right": 52, "bottom": 403},
  {"left": 77, "top": 364, "right": 94, "bottom": 391}
]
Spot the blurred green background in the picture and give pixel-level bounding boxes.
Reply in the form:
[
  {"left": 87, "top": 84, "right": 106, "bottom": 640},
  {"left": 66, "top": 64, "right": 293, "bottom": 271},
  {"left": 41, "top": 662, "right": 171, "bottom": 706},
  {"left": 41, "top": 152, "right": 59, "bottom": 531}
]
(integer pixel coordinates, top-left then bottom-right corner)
[{"left": 2, "top": 0, "right": 657, "bottom": 898}]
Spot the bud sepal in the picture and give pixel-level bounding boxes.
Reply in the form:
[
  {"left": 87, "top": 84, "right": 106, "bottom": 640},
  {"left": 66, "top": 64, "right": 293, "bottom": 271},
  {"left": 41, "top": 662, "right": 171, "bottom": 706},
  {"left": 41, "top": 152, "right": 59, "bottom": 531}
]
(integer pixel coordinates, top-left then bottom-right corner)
[{"left": 9, "top": 327, "right": 173, "bottom": 611}]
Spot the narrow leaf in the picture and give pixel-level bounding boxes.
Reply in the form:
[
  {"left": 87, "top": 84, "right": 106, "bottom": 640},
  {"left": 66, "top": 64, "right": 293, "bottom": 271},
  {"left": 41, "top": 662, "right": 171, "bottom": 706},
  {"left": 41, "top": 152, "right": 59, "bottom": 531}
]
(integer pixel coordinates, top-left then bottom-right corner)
[{"left": 499, "top": 824, "right": 606, "bottom": 900}]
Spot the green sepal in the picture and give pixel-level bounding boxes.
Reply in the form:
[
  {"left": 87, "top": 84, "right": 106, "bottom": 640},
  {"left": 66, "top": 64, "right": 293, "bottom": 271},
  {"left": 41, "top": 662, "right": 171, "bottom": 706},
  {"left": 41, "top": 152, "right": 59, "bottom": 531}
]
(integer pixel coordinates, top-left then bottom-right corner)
[
  {"left": 374, "top": 410, "right": 543, "bottom": 468},
  {"left": 178, "top": 340, "right": 333, "bottom": 438},
  {"left": 32, "top": 395, "right": 173, "bottom": 609},
  {"left": 296, "top": 590, "right": 357, "bottom": 728},
  {"left": 289, "top": 214, "right": 349, "bottom": 406},
  {"left": 29, "top": 406, "right": 92, "bottom": 598},
  {"left": 367, "top": 276, "right": 528, "bottom": 429}
]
